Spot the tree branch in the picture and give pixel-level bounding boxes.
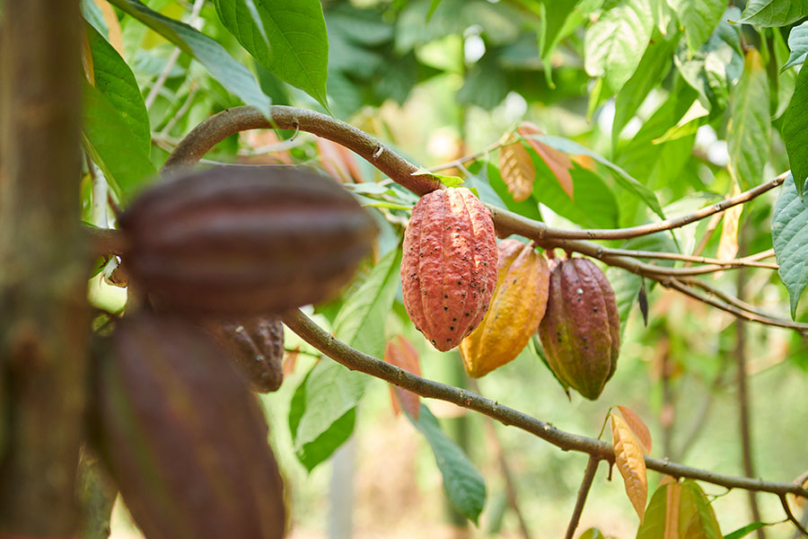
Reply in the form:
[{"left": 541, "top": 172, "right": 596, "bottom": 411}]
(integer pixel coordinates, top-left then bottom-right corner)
[
  {"left": 281, "top": 309, "right": 808, "bottom": 501},
  {"left": 781, "top": 495, "right": 808, "bottom": 537},
  {"left": 565, "top": 456, "right": 600, "bottom": 539}
]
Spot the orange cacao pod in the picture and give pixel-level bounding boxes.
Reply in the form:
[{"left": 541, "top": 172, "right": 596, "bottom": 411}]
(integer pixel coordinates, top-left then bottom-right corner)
[
  {"left": 538, "top": 257, "right": 620, "bottom": 400},
  {"left": 459, "top": 240, "right": 550, "bottom": 377},
  {"left": 119, "top": 166, "right": 378, "bottom": 316},
  {"left": 89, "top": 314, "right": 286, "bottom": 538},
  {"left": 204, "top": 316, "right": 285, "bottom": 393},
  {"left": 401, "top": 187, "right": 498, "bottom": 351}
]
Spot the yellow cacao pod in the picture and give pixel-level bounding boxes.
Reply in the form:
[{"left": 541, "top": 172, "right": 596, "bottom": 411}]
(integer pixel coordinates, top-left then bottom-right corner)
[{"left": 459, "top": 240, "right": 550, "bottom": 377}]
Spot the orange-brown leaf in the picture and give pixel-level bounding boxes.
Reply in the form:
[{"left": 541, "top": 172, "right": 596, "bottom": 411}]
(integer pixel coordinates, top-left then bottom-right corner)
[
  {"left": 282, "top": 347, "right": 299, "bottom": 377},
  {"left": 518, "top": 122, "right": 574, "bottom": 199},
  {"left": 94, "top": 0, "right": 126, "bottom": 57},
  {"left": 498, "top": 139, "right": 535, "bottom": 202},
  {"left": 611, "top": 413, "right": 648, "bottom": 521},
  {"left": 617, "top": 405, "right": 653, "bottom": 455},
  {"left": 663, "top": 482, "right": 682, "bottom": 539},
  {"left": 384, "top": 336, "right": 422, "bottom": 419},
  {"left": 81, "top": 28, "right": 95, "bottom": 86}
]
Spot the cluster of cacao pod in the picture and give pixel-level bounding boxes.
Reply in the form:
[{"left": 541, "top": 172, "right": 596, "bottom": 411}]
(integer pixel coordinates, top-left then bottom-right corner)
[
  {"left": 88, "top": 166, "right": 379, "bottom": 537},
  {"left": 400, "top": 186, "right": 620, "bottom": 400}
]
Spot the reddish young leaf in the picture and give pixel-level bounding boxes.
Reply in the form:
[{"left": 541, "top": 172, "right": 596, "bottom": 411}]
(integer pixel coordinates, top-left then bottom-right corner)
[
  {"left": 617, "top": 405, "right": 653, "bottom": 455},
  {"left": 316, "top": 137, "right": 361, "bottom": 184},
  {"left": 498, "top": 139, "right": 535, "bottom": 202},
  {"left": 384, "top": 335, "right": 422, "bottom": 419},
  {"left": 611, "top": 413, "right": 648, "bottom": 521},
  {"left": 282, "top": 346, "right": 299, "bottom": 378},
  {"left": 517, "top": 121, "right": 574, "bottom": 200}
]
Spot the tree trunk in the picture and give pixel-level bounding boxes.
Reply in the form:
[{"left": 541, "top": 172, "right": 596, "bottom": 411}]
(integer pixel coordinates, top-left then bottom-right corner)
[{"left": 0, "top": 1, "right": 90, "bottom": 533}]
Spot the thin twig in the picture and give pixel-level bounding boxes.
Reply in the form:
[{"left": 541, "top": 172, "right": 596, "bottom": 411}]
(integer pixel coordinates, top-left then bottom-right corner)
[
  {"left": 158, "top": 86, "right": 198, "bottom": 137},
  {"left": 606, "top": 248, "right": 778, "bottom": 270},
  {"left": 427, "top": 136, "right": 509, "bottom": 173},
  {"left": 781, "top": 495, "right": 808, "bottom": 537},
  {"left": 565, "top": 456, "right": 600, "bottom": 539},
  {"left": 144, "top": 0, "right": 204, "bottom": 110},
  {"left": 682, "top": 278, "right": 781, "bottom": 319},
  {"left": 86, "top": 155, "right": 108, "bottom": 229},
  {"left": 281, "top": 309, "right": 808, "bottom": 500}
]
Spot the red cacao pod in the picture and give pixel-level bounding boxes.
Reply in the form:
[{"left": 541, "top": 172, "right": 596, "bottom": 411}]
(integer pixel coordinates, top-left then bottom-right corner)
[
  {"left": 118, "top": 166, "right": 378, "bottom": 316},
  {"left": 401, "top": 187, "right": 498, "bottom": 351},
  {"left": 89, "top": 314, "right": 286, "bottom": 539},
  {"left": 204, "top": 316, "right": 285, "bottom": 393},
  {"left": 537, "top": 257, "right": 620, "bottom": 400}
]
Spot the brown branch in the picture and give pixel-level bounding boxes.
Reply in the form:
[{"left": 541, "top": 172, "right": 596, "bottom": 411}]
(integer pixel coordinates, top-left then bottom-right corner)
[
  {"left": 682, "top": 278, "right": 780, "bottom": 320},
  {"left": 281, "top": 309, "right": 808, "bottom": 500},
  {"left": 604, "top": 249, "right": 778, "bottom": 270},
  {"left": 84, "top": 226, "right": 128, "bottom": 257},
  {"left": 781, "top": 495, "right": 808, "bottom": 537},
  {"left": 565, "top": 456, "right": 600, "bottom": 539}
]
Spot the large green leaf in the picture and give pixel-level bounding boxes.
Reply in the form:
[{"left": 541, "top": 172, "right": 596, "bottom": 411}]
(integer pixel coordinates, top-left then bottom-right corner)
[
  {"left": 773, "top": 26, "right": 798, "bottom": 119},
  {"left": 525, "top": 134, "right": 666, "bottom": 219},
  {"left": 772, "top": 174, "right": 808, "bottom": 318},
  {"left": 584, "top": 0, "right": 654, "bottom": 96},
  {"left": 408, "top": 405, "right": 486, "bottom": 524},
  {"left": 740, "top": 0, "right": 808, "bottom": 27},
  {"left": 783, "top": 21, "right": 808, "bottom": 71},
  {"left": 636, "top": 482, "right": 672, "bottom": 538},
  {"left": 82, "top": 81, "right": 157, "bottom": 201},
  {"left": 613, "top": 32, "right": 677, "bottom": 143},
  {"left": 668, "top": 0, "right": 725, "bottom": 52},
  {"left": 727, "top": 49, "right": 771, "bottom": 189},
  {"left": 108, "top": 0, "right": 271, "bottom": 114},
  {"left": 678, "top": 480, "right": 722, "bottom": 538},
  {"left": 783, "top": 59, "right": 808, "bottom": 197},
  {"left": 213, "top": 0, "right": 330, "bottom": 111},
  {"left": 288, "top": 249, "right": 402, "bottom": 471},
  {"left": 86, "top": 23, "right": 150, "bottom": 156}
]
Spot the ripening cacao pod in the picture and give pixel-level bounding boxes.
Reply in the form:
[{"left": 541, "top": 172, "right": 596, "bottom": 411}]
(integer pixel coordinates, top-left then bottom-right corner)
[
  {"left": 89, "top": 314, "right": 286, "bottom": 539},
  {"left": 204, "top": 316, "right": 285, "bottom": 393},
  {"left": 401, "top": 187, "right": 498, "bottom": 351},
  {"left": 459, "top": 240, "right": 550, "bottom": 377},
  {"left": 537, "top": 257, "right": 620, "bottom": 400},
  {"left": 118, "top": 166, "right": 378, "bottom": 316}
]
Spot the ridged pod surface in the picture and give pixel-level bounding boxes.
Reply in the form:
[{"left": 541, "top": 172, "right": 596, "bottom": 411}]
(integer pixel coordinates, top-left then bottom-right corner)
[
  {"left": 459, "top": 240, "right": 550, "bottom": 378},
  {"left": 204, "top": 316, "right": 285, "bottom": 393},
  {"left": 538, "top": 258, "right": 620, "bottom": 400},
  {"left": 401, "top": 187, "right": 498, "bottom": 352},
  {"left": 119, "top": 167, "right": 378, "bottom": 316},
  {"left": 90, "top": 314, "right": 286, "bottom": 539}
]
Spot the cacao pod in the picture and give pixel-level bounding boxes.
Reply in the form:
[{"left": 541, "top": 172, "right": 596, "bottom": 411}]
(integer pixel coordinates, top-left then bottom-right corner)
[
  {"left": 459, "top": 240, "right": 550, "bottom": 378},
  {"left": 537, "top": 257, "right": 620, "bottom": 400},
  {"left": 118, "top": 166, "right": 378, "bottom": 316},
  {"left": 401, "top": 187, "right": 498, "bottom": 352},
  {"left": 89, "top": 314, "right": 286, "bottom": 539},
  {"left": 204, "top": 316, "right": 285, "bottom": 393}
]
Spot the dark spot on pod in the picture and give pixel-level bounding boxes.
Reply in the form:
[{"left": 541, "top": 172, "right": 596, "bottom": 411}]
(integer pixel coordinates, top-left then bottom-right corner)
[
  {"left": 453, "top": 317, "right": 457, "bottom": 322},
  {"left": 431, "top": 340, "right": 436, "bottom": 344},
  {"left": 444, "top": 294, "right": 448, "bottom": 299},
  {"left": 593, "top": 307, "right": 598, "bottom": 312},
  {"left": 513, "top": 279, "right": 517, "bottom": 284},
  {"left": 457, "top": 281, "right": 462, "bottom": 285},
  {"left": 446, "top": 338, "right": 452, "bottom": 342},
  {"left": 465, "top": 313, "right": 470, "bottom": 317},
  {"left": 444, "top": 306, "right": 449, "bottom": 311}
]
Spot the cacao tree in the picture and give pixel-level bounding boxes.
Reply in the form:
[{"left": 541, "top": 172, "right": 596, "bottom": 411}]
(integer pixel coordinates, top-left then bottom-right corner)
[{"left": 1, "top": 0, "right": 808, "bottom": 538}]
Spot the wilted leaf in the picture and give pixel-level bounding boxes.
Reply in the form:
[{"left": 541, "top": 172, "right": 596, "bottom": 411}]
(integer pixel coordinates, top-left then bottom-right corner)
[
  {"left": 498, "top": 140, "right": 535, "bottom": 202},
  {"left": 384, "top": 335, "right": 422, "bottom": 419},
  {"left": 716, "top": 182, "right": 742, "bottom": 264},
  {"left": 638, "top": 281, "right": 649, "bottom": 327},
  {"left": 611, "top": 413, "right": 648, "bottom": 520},
  {"left": 617, "top": 405, "right": 653, "bottom": 455},
  {"left": 518, "top": 122, "right": 574, "bottom": 199}
]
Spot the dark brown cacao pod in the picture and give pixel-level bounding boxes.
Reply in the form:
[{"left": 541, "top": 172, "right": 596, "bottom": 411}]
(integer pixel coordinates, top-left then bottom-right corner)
[
  {"left": 118, "top": 166, "right": 378, "bottom": 316},
  {"left": 204, "top": 316, "right": 285, "bottom": 393},
  {"left": 89, "top": 314, "right": 286, "bottom": 539},
  {"left": 537, "top": 257, "right": 620, "bottom": 400}
]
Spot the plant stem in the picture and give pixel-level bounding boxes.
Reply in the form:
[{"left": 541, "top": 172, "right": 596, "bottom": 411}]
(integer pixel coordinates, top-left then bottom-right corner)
[{"left": 565, "top": 456, "right": 600, "bottom": 539}]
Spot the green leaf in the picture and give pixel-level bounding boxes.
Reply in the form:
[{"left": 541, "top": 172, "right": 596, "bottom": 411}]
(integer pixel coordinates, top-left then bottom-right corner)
[
  {"left": 727, "top": 50, "right": 771, "bottom": 189},
  {"left": 636, "top": 482, "right": 673, "bottom": 538},
  {"left": 408, "top": 405, "right": 486, "bottom": 524},
  {"left": 772, "top": 173, "right": 808, "bottom": 318},
  {"left": 86, "top": 23, "right": 150, "bottom": 156},
  {"left": 739, "top": 0, "right": 808, "bottom": 27},
  {"left": 580, "top": 529, "right": 607, "bottom": 539},
  {"left": 783, "top": 21, "right": 808, "bottom": 71},
  {"left": 724, "top": 522, "right": 769, "bottom": 539},
  {"left": 289, "top": 249, "right": 403, "bottom": 470},
  {"left": 538, "top": 0, "right": 582, "bottom": 83},
  {"left": 108, "top": 0, "right": 271, "bottom": 114},
  {"left": 81, "top": 0, "right": 109, "bottom": 38},
  {"left": 668, "top": 0, "right": 725, "bottom": 52},
  {"left": 479, "top": 161, "right": 545, "bottom": 222},
  {"left": 456, "top": 51, "right": 510, "bottom": 110},
  {"left": 783, "top": 59, "right": 808, "bottom": 197},
  {"left": 82, "top": 81, "right": 157, "bottom": 201},
  {"left": 427, "top": 0, "right": 444, "bottom": 21},
  {"left": 774, "top": 25, "right": 798, "bottom": 119},
  {"left": 678, "top": 480, "right": 723, "bottom": 538},
  {"left": 584, "top": 0, "right": 654, "bottom": 96},
  {"left": 524, "top": 134, "right": 666, "bottom": 219},
  {"left": 613, "top": 32, "right": 678, "bottom": 143},
  {"left": 462, "top": 164, "right": 509, "bottom": 210},
  {"left": 213, "top": 0, "right": 330, "bottom": 111},
  {"left": 288, "top": 364, "right": 361, "bottom": 471},
  {"left": 412, "top": 168, "right": 464, "bottom": 188}
]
